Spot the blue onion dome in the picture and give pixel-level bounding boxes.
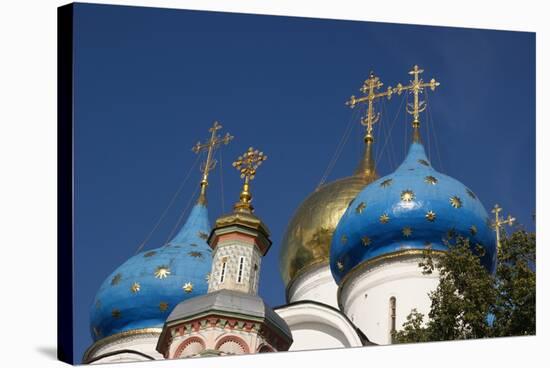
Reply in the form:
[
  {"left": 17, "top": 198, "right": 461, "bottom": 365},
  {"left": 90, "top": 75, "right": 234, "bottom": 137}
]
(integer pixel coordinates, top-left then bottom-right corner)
[
  {"left": 330, "top": 140, "right": 496, "bottom": 285},
  {"left": 89, "top": 202, "right": 212, "bottom": 341}
]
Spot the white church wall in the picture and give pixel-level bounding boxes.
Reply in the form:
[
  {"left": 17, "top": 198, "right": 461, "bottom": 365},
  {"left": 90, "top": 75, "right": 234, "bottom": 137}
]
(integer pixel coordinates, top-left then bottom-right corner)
[
  {"left": 338, "top": 255, "right": 439, "bottom": 345},
  {"left": 84, "top": 330, "right": 164, "bottom": 364},
  {"left": 287, "top": 322, "right": 348, "bottom": 350},
  {"left": 287, "top": 264, "right": 339, "bottom": 308},
  {"left": 275, "top": 301, "right": 363, "bottom": 351}
]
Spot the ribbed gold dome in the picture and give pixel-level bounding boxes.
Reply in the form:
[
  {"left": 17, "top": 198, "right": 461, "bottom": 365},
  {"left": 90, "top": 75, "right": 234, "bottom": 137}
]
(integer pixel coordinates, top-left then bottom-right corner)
[{"left": 279, "top": 141, "right": 378, "bottom": 288}]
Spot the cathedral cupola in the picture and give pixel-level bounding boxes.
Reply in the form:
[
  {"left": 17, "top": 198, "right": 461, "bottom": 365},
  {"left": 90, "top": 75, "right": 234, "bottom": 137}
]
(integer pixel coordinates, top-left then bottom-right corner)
[
  {"left": 207, "top": 147, "right": 271, "bottom": 295},
  {"left": 156, "top": 147, "right": 293, "bottom": 358},
  {"left": 84, "top": 122, "right": 232, "bottom": 363},
  {"left": 330, "top": 139, "right": 497, "bottom": 284},
  {"left": 279, "top": 71, "right": 394, "bottom": 307},
  {"left": 329, "top": 66, "right": 496, "bottom": 345}
]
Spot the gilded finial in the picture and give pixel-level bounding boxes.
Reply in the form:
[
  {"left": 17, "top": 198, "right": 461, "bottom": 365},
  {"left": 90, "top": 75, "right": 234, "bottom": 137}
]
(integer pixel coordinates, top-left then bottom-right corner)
[
  {"left": 232, "top": 147, "right": 267, "bottom": 213},
  {"left": 345, "top": 71, "right": 390, "bottom": 178},
  {"left": 192, "top": 121, "right": 234, "bottom": 205},
  {"left": 394, "top": 65, "right": 440, "bottom": 142},
  {"left": 346, "top": 71, "right": 393, "bottom": 143},
  {"left": 491, "top": 204, "right": 516, "bottom": 251}
]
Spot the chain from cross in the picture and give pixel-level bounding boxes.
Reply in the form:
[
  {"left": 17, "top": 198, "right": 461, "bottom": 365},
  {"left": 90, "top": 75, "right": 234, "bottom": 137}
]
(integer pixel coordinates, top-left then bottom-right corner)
[{"left": 346, "top": 71, "right": 394, "bottom": 142}]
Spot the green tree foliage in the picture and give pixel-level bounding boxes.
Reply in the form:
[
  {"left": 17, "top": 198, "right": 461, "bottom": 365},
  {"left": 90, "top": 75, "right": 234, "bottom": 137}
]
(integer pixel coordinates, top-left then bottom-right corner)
[
  {"left": 393, "top": 230, "right": 535, "bottom": 344},
  {"left": 491, "top": 230, "right": 536, "bottom": 336}
]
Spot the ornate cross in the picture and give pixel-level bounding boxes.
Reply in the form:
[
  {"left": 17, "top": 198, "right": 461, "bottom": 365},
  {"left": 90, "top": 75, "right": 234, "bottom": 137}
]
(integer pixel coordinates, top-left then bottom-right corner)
[
  {"left": 232, "top": 147, "right": 267, "bottom": 212},
  {"left": 394, "top": 65, "right": 440, "bottom": 138},
  {"left": 491, "top": 204, "right": 516, "bottom": 250},
  {"left": 346, "top": 71, "right": 394, "bottom": 142},
  {"left": 192, "top": 121, "right": 234, "bottom": 204}
]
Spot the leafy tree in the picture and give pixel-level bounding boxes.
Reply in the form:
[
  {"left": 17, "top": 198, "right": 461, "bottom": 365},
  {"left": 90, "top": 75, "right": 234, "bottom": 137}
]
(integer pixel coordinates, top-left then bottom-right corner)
[
  {"left": 393, "top": 230, "right": 535, "bottom": 344},
  {"left": 491, "top": 230, "right": 536, "bottom": 336},
  {"left": 392, "top": 309, "right": 429, "bottom": 343}
]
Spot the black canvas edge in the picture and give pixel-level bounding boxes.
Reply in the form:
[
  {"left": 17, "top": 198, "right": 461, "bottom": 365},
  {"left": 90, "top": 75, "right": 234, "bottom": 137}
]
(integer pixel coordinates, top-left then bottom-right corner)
[{"left": 58, "top": 3, "right": 75, "bottom": 365}]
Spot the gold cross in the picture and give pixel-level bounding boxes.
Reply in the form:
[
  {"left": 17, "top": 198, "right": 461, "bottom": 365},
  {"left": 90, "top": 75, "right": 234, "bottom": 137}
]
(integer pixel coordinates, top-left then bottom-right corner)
[
  {"left": 346, "top": 71, "right": 394, "bottom": 142},
  {"left": 232, "top": 147, "right": 267, "bottom": 212},
  {"left": 394, "top": 65, "right": 440, "bottom": 140},
  {"left": 491, "top": 204, "right": 516, "bottom": 250},
  {"left": 192, "top": 121, "right": 233, "bottom": 204}
]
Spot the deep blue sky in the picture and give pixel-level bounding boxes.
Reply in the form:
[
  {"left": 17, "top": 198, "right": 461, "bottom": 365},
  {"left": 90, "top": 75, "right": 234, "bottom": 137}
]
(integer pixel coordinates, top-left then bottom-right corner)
[{"left": 72, "top": 3, "right": 535, "bottom": 362}]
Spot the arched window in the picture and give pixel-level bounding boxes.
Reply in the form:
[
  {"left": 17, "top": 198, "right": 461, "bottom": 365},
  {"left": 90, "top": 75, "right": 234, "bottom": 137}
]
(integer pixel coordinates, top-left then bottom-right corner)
[
  {"left": 237, "top": 256, "right": 245, "bottom": 283},
  {"left": 174, "top": 337, "right": 206, "bottom": 358},
  {"left": 215, "top": 335, "right": 250, "bottom": 355},
  {"left": 389, "top": 296, "right": 397, "bottom": 340},
  {"left": 220, "top": 258, "right": 228, "bottom": 283},
  {"left": 250, "top": 263, "right": 258, "bottom": 290}
]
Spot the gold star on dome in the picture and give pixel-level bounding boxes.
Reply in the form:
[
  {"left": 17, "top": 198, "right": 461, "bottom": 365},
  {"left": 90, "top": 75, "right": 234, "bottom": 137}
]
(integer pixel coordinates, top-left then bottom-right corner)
[
  {"left": 205, "top": 273, "right": 211, "bottom": 282},
  {"left": 356, "top": 202, "right": 366, "bottom": 214},
  {"left": 361, "top": 236, "right": 371, "bottom": 246},
  {"left": 425, "top": 210, "right": 436, "bottom": 222},
  {"left": 379, "top": 213, "right": 390, "bottom": 224},
  {"left": 182, "top": 282, "right": 193, "bottom": 293},
  {"left": 110, "top": 273, "right": 122, "bottom": 286},
  {"left": 341, "top": 235, "right": 348, "bottom": 245},
  {"left": 92, "top": 326, "right": 101, "bottom": 338},
  {"left": 447, "top": 228, "right": 458, "bottom": 239},
  {"left": 198, "top": 231, "right": 209, "bottom": 240},
  {"left": 425, "top": 176, "right": 438, "bottom": 185},
  {"left": 188, "top": 251, "right": 203, "bottom": 258},
  {"left": 144, "top": 251, "right": 156, "bottom": 258},
  {"left": 130, "top": 282, "right": 140, "bottom": 294},
  {"left": 380, "top": 178, "right": 393, "bottom": 188},
  {"left": 154, "top": 266, "right": 171, "bottom": 279},
  {"left": 402, "top": 227, "right": 413, "bottom": 237},
  {"left": 336, "top": 261, "right": 344, "bottom": 271},
  {"left": 450, "top": 196, "right": 463, "bottom": 208},
  {"left": 418, "top": 159, "right": 430, "bottom": 166},
  {"left": 470, "top": 225, "right": 478, "bottom": 236},
  {"left": 401, "top": 189, "right": 415, "bottom": 202},
  {"left": 466, "top": 188, "right": 477, "bottom": 199},
  {"left": 159, "top": 302, "right": 169, "bottom": 312},
  {"left": 111, "top": 309, "right": 121, "bottom": 319}
]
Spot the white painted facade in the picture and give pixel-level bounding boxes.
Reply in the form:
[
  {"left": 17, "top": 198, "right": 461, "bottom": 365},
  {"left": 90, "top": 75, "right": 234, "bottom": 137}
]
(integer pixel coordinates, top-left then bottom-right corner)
[
  {"left": 286, "top": 263, "right": 339, "bottom": 308},
  {"left": 84, "top": 329, "right": 164, "bottom": 364},
  {"left": 208, "top": 236, "right": 262, "bottom": 295},
  {"left": 338, "top": 254, "right": 440, "bottom": 345},
  {"left": 84, "top": 252, "right": 444, "bottom": 362},
  {"left": 275, "top": 302, "right": 363, "bottom": 351},
  {"left": 85, "top": 212, "right": 449, "bottom": 361}
]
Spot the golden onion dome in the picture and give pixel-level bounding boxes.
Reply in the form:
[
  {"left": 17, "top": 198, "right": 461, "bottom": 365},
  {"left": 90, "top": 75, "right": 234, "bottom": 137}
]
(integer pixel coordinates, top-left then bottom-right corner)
[{"left": 279, "top": 140, "right": 378, "bottom": 288}]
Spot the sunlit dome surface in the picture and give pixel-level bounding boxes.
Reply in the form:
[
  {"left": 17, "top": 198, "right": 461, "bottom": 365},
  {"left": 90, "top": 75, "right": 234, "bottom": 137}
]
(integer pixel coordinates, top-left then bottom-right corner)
[
  {"left": 279, "top": 142, "right": 378, "bottom": 289},
  {"left": 330, "top": 141, "right": 496, "bottom": 284},
  {"left": 89, "top": 203, "right": 212, "bottom": 341}
]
